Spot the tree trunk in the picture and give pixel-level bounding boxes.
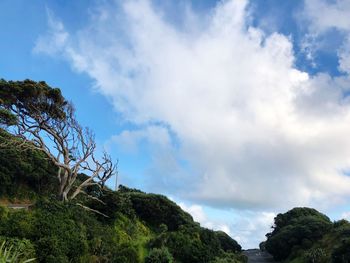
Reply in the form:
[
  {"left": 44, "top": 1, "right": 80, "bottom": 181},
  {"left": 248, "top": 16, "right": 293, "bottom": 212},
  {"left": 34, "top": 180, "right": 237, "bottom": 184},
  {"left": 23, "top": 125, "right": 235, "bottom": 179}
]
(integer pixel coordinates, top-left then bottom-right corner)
[
  {"left": 59, "top": 190, "right": 68, "bottom": 202},
  {"left": 58, "top": 169, "right": 70, "bottom": 201}
]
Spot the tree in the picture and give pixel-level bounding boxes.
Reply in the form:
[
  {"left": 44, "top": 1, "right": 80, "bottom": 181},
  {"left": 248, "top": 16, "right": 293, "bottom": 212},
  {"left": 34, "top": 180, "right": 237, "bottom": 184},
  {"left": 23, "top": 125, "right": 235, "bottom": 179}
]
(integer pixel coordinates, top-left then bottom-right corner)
[
  {"left": 265, "top": 207, "right": 332, "bottom": 261},
  {"left": 0, "top": 79, "right": 116, "bottom": 202}
]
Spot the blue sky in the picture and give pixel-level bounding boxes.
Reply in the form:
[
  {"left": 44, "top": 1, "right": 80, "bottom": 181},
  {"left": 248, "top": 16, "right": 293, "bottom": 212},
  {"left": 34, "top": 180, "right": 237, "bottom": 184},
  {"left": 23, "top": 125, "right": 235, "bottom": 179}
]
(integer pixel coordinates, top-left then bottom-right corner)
[{"left": 2, "top": 0, "right": 350, "bottom": 248}]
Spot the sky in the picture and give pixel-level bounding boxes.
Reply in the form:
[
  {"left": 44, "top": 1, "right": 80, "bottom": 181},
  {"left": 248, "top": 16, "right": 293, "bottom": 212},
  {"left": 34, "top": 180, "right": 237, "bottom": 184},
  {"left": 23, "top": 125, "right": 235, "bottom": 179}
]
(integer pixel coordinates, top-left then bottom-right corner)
[{"left": 1, "top": 0, "right": 350, "bottom": 248}]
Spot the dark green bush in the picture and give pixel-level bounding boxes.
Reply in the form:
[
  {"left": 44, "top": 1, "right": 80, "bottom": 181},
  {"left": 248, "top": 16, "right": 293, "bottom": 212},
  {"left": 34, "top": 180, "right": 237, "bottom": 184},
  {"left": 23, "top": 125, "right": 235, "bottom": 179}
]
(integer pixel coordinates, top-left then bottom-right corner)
[
  {"left": 0, "top": 129, "right": 57, "bottom": 199},
  {"left": 150, "top": 225, "right": 225, "bottom": 263},
  {"left": 306, "top": 247, "right": 328, "bottom": 263},
  {"left": 127, "top": 192, "right": 194, "bottom": 231},
  {"left": 265, "top": 207, "right": 332, "bottom": 261},
  {"left": 0, "top": 237, "right": 36, "bottom": 260},
  {"left": 145, "top": 247, "right": 174, "bottom": 263},
  {"left": 216, "top": 231, "right": 241, "bottom": 252},
  {"left": 112, "top": 243, "right": 141, "bottom": 263},
  {"left": 332, "top": 238, "right": 350, "bottom": 263}
]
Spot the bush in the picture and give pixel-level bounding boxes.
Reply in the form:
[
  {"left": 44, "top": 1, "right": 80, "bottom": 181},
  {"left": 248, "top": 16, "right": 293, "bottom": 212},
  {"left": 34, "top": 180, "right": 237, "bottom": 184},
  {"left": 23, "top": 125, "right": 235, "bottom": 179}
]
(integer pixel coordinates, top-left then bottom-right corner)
[
  {"left": 127, "top": 192, "right": 194, "bottom": 231},
  {"left": 145, "top": 247, "right": 174, "bottom": 263},
  {"left": 113, "top": 243, "right": 141, "bottom": 263},
  {"left": 149, "top": 226, "right": 224, "bottom": 263},
  {"left": 210, "top": 252, "right": 247, "bottom": 263},
  {"left": 306, "top": 248, "right": 328, "bottom": 263},
  {"left": 0, "top": 210, "right": 35, "bottom": 239},
  {"left": 0, "top": 205, "right": 8, "bottom": 220},
  {"left": 34, "top": 211, "right": 88, "bottom": 261},
  {"left": 0, "top": 129, "right": 57, "bottom": 199},
  {"left": 332, "top": 238, "right": 350, "bottom": 263},
  {"left": 216, "top": 231, "right": 241, "bottom": 252},
  {"left": 265, "top": 207, "right": 332, "bottom": 261},
  {"left": 0, "top": 237, "right": 36, "bottom": 262}
]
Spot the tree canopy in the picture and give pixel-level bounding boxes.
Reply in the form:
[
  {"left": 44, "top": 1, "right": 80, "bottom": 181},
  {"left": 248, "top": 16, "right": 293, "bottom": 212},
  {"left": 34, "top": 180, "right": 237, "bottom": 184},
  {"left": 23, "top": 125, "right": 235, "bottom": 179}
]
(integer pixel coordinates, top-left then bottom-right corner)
[
  {"left": 265, "top": 207, "right": 332, "bottom": 261},
  {"left": 0, "top": 79, "right": 116, "bottom": 202}
]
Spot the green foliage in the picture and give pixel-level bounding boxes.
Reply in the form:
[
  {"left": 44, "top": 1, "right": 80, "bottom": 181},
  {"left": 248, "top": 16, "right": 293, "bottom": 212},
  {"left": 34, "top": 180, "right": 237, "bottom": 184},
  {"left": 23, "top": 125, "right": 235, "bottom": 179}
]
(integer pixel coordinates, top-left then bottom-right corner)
[
  {"left": 265, "top": 207, "right": 332, "bottom": 261},
  {"left": 0, "top": 112, "right": 245, "bottom": 262},
  {"left": 145, "top": 247, "right": 174, "bottom": 263},
  {"left": 210, "top": 252, "right": 247, "bottom": 263},
  {"left": 215, "top": 231, "right": 241, "bottom": 253},
  {"left": 0, "top": 238, "right": 36, "bottom": 262},
  {"left": 272, "top": 207, "right": 330, "bottom": 232},
  {"left": 0, "top": 201, "right": 87, "bottom": 262},
  {"left": 0, "top": 206, "right": 8, "bottom": 220},
  {"left": 0, "top": 108, "right": 17, "bottom": 126},
  {"left": 0, "top": 186, "right": 245, "bottom": 263},
  {"left": 0, "top": 241, "right": 35, "bottom": 263},
  {"left": 0, "top": 79, "right": 67, "bottom": 123},
  {"left": 0, "top": 129, "right": 57, "bottom": 199},
  {"left": 126, "top": 190, "right": 194, "bottom": 231},
  {"left": 89, "top": 189, "right": 136, "bottom": 221},
  {"left": 113, "top": 213, "right": 151, "bottom": 262},
  {"left": 305, "top": 248, "right": 328, "bottom": 263},
  {"left": 149, "top": 225, "right": 226, "bottom": 263},
  {"left": 118, "top": 185, "right": 143, "bottom": 193},
  {"left": 0, "top": 210, "right": 35, "bottom": 239},
  {"left": 332, "top": 238, "right": 350, "bottom": 263}
]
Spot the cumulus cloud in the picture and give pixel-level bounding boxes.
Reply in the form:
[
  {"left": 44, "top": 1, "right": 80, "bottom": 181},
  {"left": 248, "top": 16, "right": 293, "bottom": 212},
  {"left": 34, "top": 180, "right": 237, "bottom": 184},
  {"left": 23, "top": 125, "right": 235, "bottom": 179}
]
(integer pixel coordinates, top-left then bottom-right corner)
[
  {"left": 179, "top": 202, "right": 275, "bottom": 248},
  {"left": 35, "top": 0, "right": 350, "bottom": 211},
  {"left": 231, "top": 211, "right": 275, "bottom": 248},
  {"left": 179, "top": 203, "right": 231, "bottom": 235},
  {"left": 302, "top": 0, "right": 350, "bottom": 74},
  {"left": 303, "top": 0, "right": 350, "bottom": 33}
]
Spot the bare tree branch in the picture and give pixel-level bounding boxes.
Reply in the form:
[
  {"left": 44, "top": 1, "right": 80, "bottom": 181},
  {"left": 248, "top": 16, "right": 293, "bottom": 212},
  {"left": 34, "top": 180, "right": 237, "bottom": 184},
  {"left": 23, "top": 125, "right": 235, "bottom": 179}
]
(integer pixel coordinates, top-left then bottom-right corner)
[{"left": 0, "top": 80, "right": 117, "bottom": 202}]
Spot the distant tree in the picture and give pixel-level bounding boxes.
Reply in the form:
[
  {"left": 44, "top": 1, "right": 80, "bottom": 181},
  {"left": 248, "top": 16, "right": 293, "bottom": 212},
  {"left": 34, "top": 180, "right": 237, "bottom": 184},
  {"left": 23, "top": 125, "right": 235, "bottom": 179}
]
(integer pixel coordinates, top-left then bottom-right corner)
[
  {"left": 265, "top": 207, "right": 332, "bottom": 261},
  {"left": 0, "top": 79, "right": 116, "bottom": 203}
]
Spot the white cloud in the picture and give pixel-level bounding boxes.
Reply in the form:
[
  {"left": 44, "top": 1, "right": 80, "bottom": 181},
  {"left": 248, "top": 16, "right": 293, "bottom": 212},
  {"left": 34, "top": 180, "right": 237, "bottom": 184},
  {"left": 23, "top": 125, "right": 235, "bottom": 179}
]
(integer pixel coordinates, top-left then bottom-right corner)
[
  {"left": 232, "top": 211, "right": 275, "bottom": 248},
  {"left": 110, "top": 125, "right": 172, "bottom": 153},
  {"left": 35, "top": 0, "right": 350, "bottom": 211},
  {"left": 302, "top": 0, "right": 350, "bottom": 74},
  {"left": 303, "top": 0, "right": 350, "bottom": 33},
  {"left": 179, "top": 202, "right": 275, "bottom": 248},
  {"left": 33, "top": 9, "right": 69, "bottom": 55},
  {"left": 179, "top": 203, "right": 232, "bottom": 235},
  {"left": 341, "top": 211, "right": 350, "bottom": 221}
]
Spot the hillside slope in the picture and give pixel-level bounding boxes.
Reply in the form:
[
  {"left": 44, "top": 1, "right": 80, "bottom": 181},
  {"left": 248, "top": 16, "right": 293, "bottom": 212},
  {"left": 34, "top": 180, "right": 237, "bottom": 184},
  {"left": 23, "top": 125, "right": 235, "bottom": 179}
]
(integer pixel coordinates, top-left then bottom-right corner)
[{"left": 0, "top": 129, "right": 246, "bottom": 263}]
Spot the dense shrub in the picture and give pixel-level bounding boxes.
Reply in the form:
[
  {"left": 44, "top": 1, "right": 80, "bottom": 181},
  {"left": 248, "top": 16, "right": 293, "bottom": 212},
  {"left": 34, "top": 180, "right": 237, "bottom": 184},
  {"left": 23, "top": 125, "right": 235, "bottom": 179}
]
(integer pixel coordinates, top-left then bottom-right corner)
[
  {"left": 306, "top": 248, "right": 328, "bottom": 263},
  {"left": 216, "top": 231, "right": 241, "bottom": 253},
  {"left": 265, "top": 207, "right": 332, "bottom": 261},
  {"left": 332, "top": 238, "right": 350, "bottom": 263},
  {"left": 0, "top": 129, "right": 57, "bottom": 199},
  {"left": 210, "top": 252, "right": 247, "bottom": 263},
  {"left": 149, "top": 225, "right": 228, "bottom": 263},
  {"left": 27, "top": 202, "right": 89, "bottom": 262},
  {"left": 127, "top": 191, "right": 194, "bottom": 231},
  {"left": 0, "top": 237, "right": 36, "bottom": 261},
  {"left": 145, "top": 247, "right": 174, "bottom": 263}
]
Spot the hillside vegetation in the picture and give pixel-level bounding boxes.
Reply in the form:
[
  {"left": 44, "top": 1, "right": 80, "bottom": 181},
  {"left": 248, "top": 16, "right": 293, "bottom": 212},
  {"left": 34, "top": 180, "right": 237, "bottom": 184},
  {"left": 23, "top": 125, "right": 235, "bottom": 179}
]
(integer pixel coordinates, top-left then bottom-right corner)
[
  {"left": 0, "top": 130, "right": 245, "bottom": 262},
  {"left": 263, "top": 207, "right": 350, "bottom": 263},
  {"left": 0, "top": 78, "right": 245, "bottom": 263}
]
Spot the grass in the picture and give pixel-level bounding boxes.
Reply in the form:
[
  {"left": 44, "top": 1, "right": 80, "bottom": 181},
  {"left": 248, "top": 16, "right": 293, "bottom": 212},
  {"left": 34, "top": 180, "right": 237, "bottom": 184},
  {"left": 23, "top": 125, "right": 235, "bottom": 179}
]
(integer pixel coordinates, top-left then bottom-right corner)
[{"left": 0, "top": 241, "right": 35, "bottom": 263}]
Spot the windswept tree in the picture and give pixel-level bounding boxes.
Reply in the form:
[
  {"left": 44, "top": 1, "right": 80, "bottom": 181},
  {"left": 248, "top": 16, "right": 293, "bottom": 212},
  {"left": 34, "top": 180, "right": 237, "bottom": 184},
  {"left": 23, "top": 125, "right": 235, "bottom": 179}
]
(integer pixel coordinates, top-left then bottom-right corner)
[{"left": 0, "top": 79, "right": 116, "bottom": 202}]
